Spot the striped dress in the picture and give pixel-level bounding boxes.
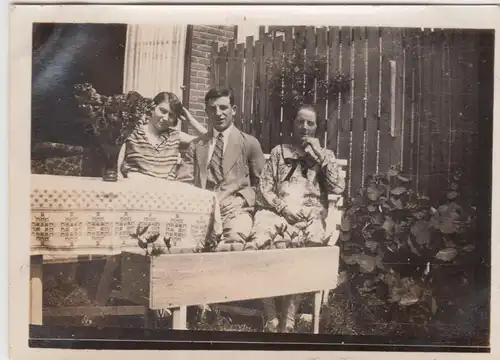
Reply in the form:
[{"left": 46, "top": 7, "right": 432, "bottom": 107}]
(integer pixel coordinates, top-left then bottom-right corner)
[{"left": 120, "top": 125, "right": 181, "bottom": 180}]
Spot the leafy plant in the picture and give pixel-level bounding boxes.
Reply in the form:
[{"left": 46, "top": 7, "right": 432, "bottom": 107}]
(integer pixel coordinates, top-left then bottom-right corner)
[
  {"left": 130, "top": 223, "right": 167, "bottom": 257},
  {"left": 265, "top": 37, "right": 351, "bottom": 109},
  {"left": 73, "top": 83, "right": 155, "bottom": 146},
  {"left": 337, "top": 167, "right": 476, "bottom": 322}
]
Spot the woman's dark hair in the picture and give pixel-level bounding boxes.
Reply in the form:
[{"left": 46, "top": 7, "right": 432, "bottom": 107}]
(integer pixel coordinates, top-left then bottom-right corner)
[
  {"left": 152, "top": 91, "right": 183, "bottom": 118},
  {"left": 296, "top": 104, "right": 319, "bottom": 119},
  {"left": 204, "top": 87, "right": 235, "bottom": 106}
]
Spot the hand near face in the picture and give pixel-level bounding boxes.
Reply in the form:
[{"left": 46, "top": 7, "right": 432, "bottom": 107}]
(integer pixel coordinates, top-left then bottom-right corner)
[{"left": 301, "top": 136, "right": 322, "bottom": 154}]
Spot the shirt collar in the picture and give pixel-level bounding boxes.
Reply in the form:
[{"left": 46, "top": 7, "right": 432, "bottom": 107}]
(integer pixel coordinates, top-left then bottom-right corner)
[{"left": 212, "top": 124, "right": 234, "bottom": 141}]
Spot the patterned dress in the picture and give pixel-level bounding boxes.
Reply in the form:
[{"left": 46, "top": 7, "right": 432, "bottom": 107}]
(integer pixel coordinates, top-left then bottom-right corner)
[
  {"left": 249, "top": 143, "right": 345, "bottom": 249},
  {"left": 120, "top": 124, "right": 181, "bottom": 180}
]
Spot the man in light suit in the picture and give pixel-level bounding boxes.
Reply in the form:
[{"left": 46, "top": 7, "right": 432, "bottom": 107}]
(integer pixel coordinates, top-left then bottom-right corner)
[{"left": 177, "top": 87, "right": 266, "bottom": 251}]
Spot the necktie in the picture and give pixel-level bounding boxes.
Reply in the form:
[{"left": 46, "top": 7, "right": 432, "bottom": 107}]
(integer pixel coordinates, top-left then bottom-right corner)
[{"left": 209, "top": 133, "right": 224, "bottom": 184}]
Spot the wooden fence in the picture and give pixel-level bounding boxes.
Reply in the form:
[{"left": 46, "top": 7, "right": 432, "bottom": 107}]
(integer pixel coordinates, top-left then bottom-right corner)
[{"left": 210, "top": 26, "right": 482, "bottom": 204}]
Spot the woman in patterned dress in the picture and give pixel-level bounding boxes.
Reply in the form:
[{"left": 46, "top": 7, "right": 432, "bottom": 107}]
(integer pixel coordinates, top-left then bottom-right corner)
[
  {"left": 118, "top": 91, "right": 207, "bottom": 181},
  {"left": 245, "top": 104, "right": 346, "bottom": 333}
]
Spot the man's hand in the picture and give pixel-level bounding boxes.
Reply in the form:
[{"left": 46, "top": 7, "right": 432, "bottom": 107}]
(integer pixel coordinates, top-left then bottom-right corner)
[{"left": 220, "top": 195, "right": 246, "bottom": 217}]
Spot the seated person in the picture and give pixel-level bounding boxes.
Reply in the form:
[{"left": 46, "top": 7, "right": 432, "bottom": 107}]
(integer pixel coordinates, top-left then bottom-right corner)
[
  {"left": 177, "top": 87, "right": 266, "bottom": 249},
  {"left": 245, "top": 104, "right": 345, "bottom": 333},
  {"left": 118, "top": 91, "right": 207, "bottom": 180}
]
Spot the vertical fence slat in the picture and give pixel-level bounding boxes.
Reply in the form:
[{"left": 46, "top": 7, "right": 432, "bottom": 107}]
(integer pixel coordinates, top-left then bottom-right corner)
[
  {"left": 326, "top": 27, "right": 340, "bottom": 153},
  {"left": 305, "top": 26, "right": 316, "bottom": 105},
  {"left": 449, "top": 31, "right": 465, "bottom": 177},
  {"left": 294, "top": 25, "right": 307, "bottom": 109},
  {"left": 262, "top": 35, "right": 273, "bottom": 153},
  {"left": 282, "top": 29, "right": 295, "bottom": 142},
  {"left": 316, "top": 27, "right": 328, "bottom": 144},
  {"left": 412, "top": 31, "right": 423, "bottom": 194},
  {"left": 243, "top": 36, "right": 254, "bottom": 135},
  {"left": 227, "top": 39, "right": 235, "bottom": 90},
  {"left": 253, "top": 39, "right": 263, "bottom": 139},
  {"left": 364, "top": 27, "right": 380, "bottom": 178},
  {"left": 378, "top": 28, "right": 393, "bottom": 174},
  {"left": 418, "top": 29, "right": 433, "bottom": 198},
  {"left": 430, "top": 31, "right": 444, "bottom": 203},
  {"left": 402, "top": 29, "right": 414, "bottom": 176},
  {"left": 350, "top": 27, "right": 366, "bottom": 196},
  {"left": 234, "top": 43, "right": 245, "bottom": 129},
  {"left": 218, "top": 46, "right": 228, "bottom": 88},
  {"left": 441, "top": 30, "right": 452, "bottom": 190},
  {"left": 271, "top": 35, "right": 284, "bottom": 148},
  {"left": 462, "top": 31, "right": 479, "bottom": 204},
  {"left": 391, "top": 29, "right": 404, "bottom": 169},
  {"left": 338, "top": 27, "right": 352, "bottom": 168}
]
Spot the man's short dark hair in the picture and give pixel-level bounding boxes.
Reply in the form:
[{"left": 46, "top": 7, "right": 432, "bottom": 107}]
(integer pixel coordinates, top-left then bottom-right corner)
[{"left": 204, "top": 87, "right": 235, "bottom": 106}]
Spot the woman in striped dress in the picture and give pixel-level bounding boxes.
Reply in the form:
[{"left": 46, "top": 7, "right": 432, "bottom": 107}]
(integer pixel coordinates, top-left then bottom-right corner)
[{"left": 118, "top": 91, "right": 207, "bottom": 181}]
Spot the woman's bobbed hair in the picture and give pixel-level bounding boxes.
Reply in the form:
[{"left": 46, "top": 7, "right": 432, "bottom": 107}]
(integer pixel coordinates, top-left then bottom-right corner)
[{"left": 152, "top": 92, "right": 183, "bottom": 118}]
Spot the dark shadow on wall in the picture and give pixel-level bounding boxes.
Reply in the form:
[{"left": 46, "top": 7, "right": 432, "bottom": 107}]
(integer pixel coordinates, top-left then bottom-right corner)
[{"left": 31, "top": 23, "right": 127, "bottom": 147}]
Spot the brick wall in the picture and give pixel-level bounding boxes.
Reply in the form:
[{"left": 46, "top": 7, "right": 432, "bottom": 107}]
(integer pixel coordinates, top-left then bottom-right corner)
[{"left": 187, "top": 25, "right": 236, "bottom": 130}]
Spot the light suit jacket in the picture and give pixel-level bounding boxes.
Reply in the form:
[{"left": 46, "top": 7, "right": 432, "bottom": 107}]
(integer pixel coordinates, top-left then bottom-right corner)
[{"left": 177, "top": 126, "right": 266, "bottom": 208}]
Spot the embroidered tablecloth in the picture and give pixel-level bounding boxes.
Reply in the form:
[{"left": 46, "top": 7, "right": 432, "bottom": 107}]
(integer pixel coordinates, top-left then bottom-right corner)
[{"left": 30, "top": 175, "right": 222, "bottom": 256}]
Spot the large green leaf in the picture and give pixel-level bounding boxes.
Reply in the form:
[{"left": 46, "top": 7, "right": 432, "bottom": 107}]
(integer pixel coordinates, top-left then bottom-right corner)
[
  {"left": 411, "top": 221, "right": 431, "bottom": 245},
  {"left": 357, "top": 254, "right": 377, "bottom": 274},
  {"left": 435, "top": 247, "right": 458, "bottom": 262},
  {"left": 382, "top": 217, "right": 395, "bottom": 233},
  {"left": 391, "top": 186, "right": 407, "bottom": 196},
  {"left": 366, "top": 185, "right": 382, "bottom": 201},
  {"left": 365, "top": 240, "right": 378, "bottom": 252},
  {"left": 340, "top": 216, "right": 352, "bottom": 231}
]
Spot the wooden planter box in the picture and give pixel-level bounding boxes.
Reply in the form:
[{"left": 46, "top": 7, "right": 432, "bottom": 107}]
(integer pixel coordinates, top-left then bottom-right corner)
[{"left": 120, "top": 246, "right": 340, "bottom": 331}]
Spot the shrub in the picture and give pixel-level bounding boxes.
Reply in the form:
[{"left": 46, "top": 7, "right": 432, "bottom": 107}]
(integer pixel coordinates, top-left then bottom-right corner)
[{"left": 336, "top": 167, "right": 476, "bottom": 326}]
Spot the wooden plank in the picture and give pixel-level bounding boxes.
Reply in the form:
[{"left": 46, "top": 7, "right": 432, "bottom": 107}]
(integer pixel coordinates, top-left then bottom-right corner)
[
  {"left": 412, "top": 31, "right": 423, "bottom": 195},
  {"left": 43, "top": 305, "right": 147, "bottom": 317},
  {"left": 305, "top": 26, "right": 316, "bottom": 105},
  {"left": 243, "top": 36, "right": 255, "bottom": 135},
  {"left": 30, "top": 255, "right": 43, "bottom": 325},
  {"left": 338, "top": 27, "right": 352, "bottom": 168},
  {"left": 218, "top": 46, "right": 228, "bottom": 88},
  {"left": 365, "top": 27, "right": 381, "bottom": 178},
  {"left": 326, "top": 27, "right": 341, "bottom": 153},
  {"left": 294, "top": 26, "right": 307, "bottom": 104},
  {"left": 95, "top": 254, "right": 120, "bottom": 306},
  {"left": 419, "top": 29, "right": 433, "bottom": 198},
  {"left": 449, "top": 30, "right": 465, "bottom": 177},
  {"left": 402, "top": 29, "right": 414, "bottom": 176},
  {"left": 312, "top": 291, "right": 322, "bottom": 334},
  {"left": 350, "top": 27, "right": 366, "bottom": 196},
  {"left": 172, "top": 306, "right": 188, "bottom": 330},
  {"left": 271, "top": 35, "right": 284, "bottom": 148},
  {"left": 233, "top": 43, "right": 245, "bottom": 129},
  {"left": 378, "top": 27, "right": 393, "bottom": 174},
  {"left": 461, "top": 31, "right": 479, "bottom": 204},
  {"left": 262, "top": 35, "right": 273, "bottom": 153},
  {"left": 282, "top": 30, "right": 295, "bottom": 143},
  {"left": 316, "top": 27, "right": 328, "bottom": 145},
  {"left": 253, "top": 39, "right": 263, "bottom": 139},
  {"left": 430, "top": 31, "right": 444, "bottom": 204},
  {"left": 227, "top": 39, "right": 236, "bottom": 91},
  {"left": 122, "top": 247, "right": 340, "bottom": 309},
  {"left": 391, "top": 28, "right": 404, "bottom": 170},
  {"left": 441, "top": 31, "right": 452, "bottom": 189}
]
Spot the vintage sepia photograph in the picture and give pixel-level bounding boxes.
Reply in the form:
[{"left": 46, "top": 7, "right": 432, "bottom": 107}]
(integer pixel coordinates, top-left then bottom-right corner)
[{"left": 20, "top": 8, "right": 493, "bottom": 353}]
